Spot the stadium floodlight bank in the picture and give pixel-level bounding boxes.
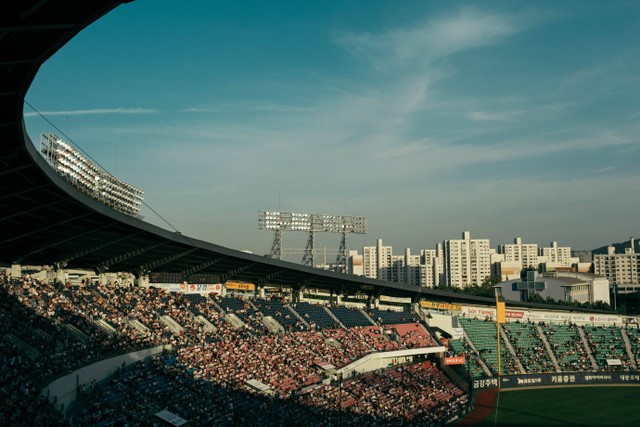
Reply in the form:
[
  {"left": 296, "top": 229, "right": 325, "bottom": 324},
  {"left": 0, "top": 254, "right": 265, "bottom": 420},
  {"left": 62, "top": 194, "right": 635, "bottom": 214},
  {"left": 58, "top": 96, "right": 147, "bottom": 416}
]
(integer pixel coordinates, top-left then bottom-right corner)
[
  {"left": 258, "top": 211, "right": 367, "bottom": 268},
  {"left": 258, "top": 211, "right": 367, "bottom": 233},
  {"left": 40, "top": 133, "right": 144, "bottom": 218}
]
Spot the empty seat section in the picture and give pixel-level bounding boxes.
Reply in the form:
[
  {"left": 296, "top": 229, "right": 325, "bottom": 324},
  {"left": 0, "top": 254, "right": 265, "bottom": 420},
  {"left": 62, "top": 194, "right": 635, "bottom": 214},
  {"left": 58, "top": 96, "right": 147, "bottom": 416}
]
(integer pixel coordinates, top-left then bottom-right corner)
[
  {"left": 368, "top": 307, "right": 419, "bottom": 325},
  {"left": 292, "top": 302, "right": 338, "bottom": 329},
  {"left": 328, "top": 306, "right": 373, "bottom": 327}
]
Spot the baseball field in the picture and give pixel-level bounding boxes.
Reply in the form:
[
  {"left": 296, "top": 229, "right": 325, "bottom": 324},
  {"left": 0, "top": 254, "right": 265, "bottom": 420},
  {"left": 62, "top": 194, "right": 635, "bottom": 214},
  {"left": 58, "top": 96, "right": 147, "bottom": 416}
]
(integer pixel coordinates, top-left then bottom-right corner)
[{"left": 456, "top": 386, "right": 640, "bottom": 426}]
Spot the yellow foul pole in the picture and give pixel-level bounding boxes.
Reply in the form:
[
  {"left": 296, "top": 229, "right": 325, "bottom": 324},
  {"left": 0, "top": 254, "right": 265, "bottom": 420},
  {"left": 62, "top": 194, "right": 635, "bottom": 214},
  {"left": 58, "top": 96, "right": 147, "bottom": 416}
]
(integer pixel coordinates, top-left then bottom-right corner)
[
  {"left": 496, "top": 293, "right": 501, "bottom": 377},
  {"left": 494, "top": 288, "right": 506, "bottom": 425},
  {"left": 495, "top": 289, "right": 506, "bottom": 377}
]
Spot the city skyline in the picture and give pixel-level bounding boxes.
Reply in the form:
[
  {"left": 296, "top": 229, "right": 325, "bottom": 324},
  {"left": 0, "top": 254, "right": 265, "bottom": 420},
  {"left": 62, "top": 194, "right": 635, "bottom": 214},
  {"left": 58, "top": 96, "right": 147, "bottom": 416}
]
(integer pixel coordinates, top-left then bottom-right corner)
[{"left": 23, "top": 0, "right": 640, "bottom": 255}]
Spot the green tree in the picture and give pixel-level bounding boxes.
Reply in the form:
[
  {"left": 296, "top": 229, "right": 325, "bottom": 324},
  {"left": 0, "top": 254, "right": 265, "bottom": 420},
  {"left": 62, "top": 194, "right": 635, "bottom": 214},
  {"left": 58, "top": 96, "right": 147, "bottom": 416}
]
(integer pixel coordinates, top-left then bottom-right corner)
[{"left": 480, "top": 275, "right": 502, "bottom": 289}]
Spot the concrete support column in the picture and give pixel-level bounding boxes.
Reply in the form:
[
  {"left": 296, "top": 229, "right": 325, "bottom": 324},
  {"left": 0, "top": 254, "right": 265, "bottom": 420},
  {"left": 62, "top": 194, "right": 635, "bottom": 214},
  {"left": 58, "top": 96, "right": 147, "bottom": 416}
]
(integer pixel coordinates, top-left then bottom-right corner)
[
  {"left": 99, "top": 273, "right": 109, "bottom": 286},
  {"left": 258, "top": 285, "right": 266, "bottom": 298},
  {"left": 137, "top": 274, "right": 149, "bottom": 288},
  {"left": 291, "top": 288, "right": 304, "bottom": 303},
  {"left": 56, "top": 269, "right": 66, "bottom": 285},
  {"left": 373, "top": 297, "right": 380, "bottom": 309},
  {"left": 412, "top": 301, "right": 420, "bottom": 315},
  {"left": 10, "top": 264, "right": 21, "bottom": 280}
]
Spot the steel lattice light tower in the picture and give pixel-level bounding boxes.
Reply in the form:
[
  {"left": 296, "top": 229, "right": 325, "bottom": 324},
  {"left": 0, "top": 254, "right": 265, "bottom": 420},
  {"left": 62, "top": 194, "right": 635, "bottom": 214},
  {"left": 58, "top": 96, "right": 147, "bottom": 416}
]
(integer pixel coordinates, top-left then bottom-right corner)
[{"left": 258, "top": 211, "right": 367, "bottom": 271}]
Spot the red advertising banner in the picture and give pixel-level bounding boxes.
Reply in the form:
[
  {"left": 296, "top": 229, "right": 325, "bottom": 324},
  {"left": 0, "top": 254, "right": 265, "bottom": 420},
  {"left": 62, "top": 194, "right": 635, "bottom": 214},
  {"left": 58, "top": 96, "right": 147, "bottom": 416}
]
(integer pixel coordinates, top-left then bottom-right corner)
[{"left": 444, "top": 356, "right": 466, "bottom": 365}]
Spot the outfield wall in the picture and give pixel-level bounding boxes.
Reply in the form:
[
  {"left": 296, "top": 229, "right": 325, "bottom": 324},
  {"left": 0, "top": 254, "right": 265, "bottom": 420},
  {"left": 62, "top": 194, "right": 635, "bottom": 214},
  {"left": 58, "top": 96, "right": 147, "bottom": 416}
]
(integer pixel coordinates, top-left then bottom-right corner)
[
  {"left": 472, "top": 371, "right": 640, "bottom": 390},
  {"left": 420, "top": 300, "right": 634, "bottom": 326}
]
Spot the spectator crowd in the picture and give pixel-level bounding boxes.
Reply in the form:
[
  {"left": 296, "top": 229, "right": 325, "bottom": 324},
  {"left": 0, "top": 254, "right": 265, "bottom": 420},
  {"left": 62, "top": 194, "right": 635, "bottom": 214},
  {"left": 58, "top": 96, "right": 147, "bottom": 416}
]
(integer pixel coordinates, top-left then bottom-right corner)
[{"left": 1, "top": 271, "right": 465, "bottom": 426}]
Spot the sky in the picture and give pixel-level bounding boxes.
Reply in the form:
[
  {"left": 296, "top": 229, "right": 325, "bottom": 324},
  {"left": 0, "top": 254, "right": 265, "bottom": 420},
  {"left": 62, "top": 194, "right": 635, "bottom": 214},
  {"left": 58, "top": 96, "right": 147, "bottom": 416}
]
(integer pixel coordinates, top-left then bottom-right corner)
[{"left": 24, "top": 0, "right": 640, "bottom": 259}]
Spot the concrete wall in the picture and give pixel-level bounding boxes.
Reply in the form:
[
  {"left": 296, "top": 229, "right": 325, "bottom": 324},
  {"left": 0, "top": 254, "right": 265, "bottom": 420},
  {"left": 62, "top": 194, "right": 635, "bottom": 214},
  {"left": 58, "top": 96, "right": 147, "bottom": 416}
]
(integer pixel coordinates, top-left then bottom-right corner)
[
  {"left": 41, "top": 345, "right": 167, "bottom": 415},
  {"left": 339, "top": 346, "right": 445, "bottom": 380}
]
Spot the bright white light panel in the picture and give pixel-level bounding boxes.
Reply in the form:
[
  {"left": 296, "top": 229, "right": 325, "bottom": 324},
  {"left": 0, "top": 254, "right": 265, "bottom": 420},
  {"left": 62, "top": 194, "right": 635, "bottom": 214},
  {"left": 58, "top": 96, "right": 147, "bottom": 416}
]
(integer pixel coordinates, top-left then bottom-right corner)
[
  {"left": 258, "top": 211, "right": 367, "bottom": 234},
  {"left": 40, "top": 133, "right": 144, "bottom": 218}
]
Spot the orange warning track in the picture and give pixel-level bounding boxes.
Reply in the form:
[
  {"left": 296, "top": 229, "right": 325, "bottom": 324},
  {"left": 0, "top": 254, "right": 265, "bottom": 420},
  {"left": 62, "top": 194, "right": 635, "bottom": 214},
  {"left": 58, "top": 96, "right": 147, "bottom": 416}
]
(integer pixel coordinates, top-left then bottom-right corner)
[{"left": 455, "top": 389, "right": 497, "bottom": 426}]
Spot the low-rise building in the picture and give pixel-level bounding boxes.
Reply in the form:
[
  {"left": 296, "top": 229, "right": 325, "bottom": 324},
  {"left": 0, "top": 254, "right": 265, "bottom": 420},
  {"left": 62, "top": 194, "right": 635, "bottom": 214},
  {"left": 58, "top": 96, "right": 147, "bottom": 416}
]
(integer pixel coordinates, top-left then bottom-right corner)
[{"left": 498, "top": 270, "right": 610, "bottom": 305}]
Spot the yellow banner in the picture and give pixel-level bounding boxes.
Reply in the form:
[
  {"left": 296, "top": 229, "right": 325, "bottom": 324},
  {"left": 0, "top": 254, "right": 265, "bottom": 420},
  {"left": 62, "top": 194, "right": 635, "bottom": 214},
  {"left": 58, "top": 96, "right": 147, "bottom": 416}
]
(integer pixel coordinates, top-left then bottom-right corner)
[
  {"left": 420, "top": 300, "right": 462, "bottom": 311},
  {"left": 225, "top": 282, "right": 255, "bottom": 291}
]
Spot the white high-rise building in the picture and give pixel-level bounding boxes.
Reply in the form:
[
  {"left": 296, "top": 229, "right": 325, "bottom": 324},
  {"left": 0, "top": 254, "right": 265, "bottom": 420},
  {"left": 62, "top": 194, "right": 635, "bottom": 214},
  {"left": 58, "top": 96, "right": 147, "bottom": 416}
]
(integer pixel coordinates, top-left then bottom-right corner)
[
  {"left": 443, "top": 231, "right": 492, "bottom": 288},
  {"left": 593, "top": 242, "right": 640, "bottom": 293},
  {"left": 348, "top": 250, "right": 363, "bottom": 276},
  {"left": 362, "top": 239, "right": 393, "bottom": 281},
  {"left": 404, "top": 248, "right": 422, "bottom": 287},
  {"left": 539, "top": 241, "right": 579, "bottom": 271},
  {"left": 360, "top": 240, "right": 442, "bottom": 288},
  {"left": 391, "top": 254, "right": 406, "bottom": 284},
  {"left": 501, "top": 237, "right": 539, "bottom": 267},
  {"left": 362, "top": 245, "right": 377, "bottom": 279},
  {"left": 496, "top": 237, "right": 539, "bottom": 280},
  {"left": 420, "top": 248, "right": 442, "bottom": 288}
]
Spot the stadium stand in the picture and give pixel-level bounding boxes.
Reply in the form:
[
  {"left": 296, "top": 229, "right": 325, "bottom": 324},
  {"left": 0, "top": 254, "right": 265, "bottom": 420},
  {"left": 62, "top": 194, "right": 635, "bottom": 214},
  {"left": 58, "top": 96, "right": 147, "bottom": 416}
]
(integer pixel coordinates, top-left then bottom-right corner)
[
  {"left": 1, "top": 272, "right": 469, "bottom": 425},
  {"left": 6, "top": 268, "right": 640, "bottom": 425},
  {"left": 583, "top": 325, "right": 632, "bottom": 370},
  {"left": 458, "top": 318, "right": 520, "bottom": 376},
  {"left": 502, "top": 321, "right": 555, "bottom": 373},
  {"left": 291, "top": 301, "right": 339, "bottom": 329},
  {"left": 368, "top": 307, "right": 420, "bottom": 325},
  {"left": 540, "top": 323, "right": 593, "bottom": 372}
]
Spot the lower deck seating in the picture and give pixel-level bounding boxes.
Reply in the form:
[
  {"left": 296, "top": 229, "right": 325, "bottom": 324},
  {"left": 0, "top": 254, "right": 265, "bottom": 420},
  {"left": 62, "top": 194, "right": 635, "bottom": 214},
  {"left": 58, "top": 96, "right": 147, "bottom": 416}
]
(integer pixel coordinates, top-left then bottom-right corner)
[
  {"left": 459, "top": 318, "right": 519, "bottom": 376},
  {"left": 502, "top": 322, "right": 554, "bottom": 373}
]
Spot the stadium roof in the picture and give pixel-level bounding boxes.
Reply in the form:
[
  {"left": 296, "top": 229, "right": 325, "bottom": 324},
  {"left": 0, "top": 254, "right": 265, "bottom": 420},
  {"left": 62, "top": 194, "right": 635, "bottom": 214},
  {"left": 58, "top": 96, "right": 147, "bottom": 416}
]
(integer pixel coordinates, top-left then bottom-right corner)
[{"left": 0, "top": 0, "right": 610, "bottom": 313}]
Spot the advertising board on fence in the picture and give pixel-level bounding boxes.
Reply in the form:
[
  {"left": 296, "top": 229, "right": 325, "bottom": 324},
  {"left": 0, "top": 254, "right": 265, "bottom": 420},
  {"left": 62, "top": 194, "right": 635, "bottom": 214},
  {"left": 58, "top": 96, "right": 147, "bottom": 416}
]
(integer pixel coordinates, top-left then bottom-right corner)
[
  {"left": 462, "top": 306, "right": 525, "bottom": 320},
  {"left": 226, "top": 282, "right": 256, "bottom": 291},
  {"left": 421, "top": 301, "right": 462, "bottom": 311},
  {"left": 472, "top": 372, "right": 640, "bottom": 390},
  {"left": 149, "top": 283, "right": 223, "bottom": 294},
  {"left": 181, "top": 283, "right": 222, "bottom": 294},
  {"left": 443, "top": 356, "right": 466, "bottom": 366},
  {"left": 461, "top": 305, "right": 622, "bottom": 326}
]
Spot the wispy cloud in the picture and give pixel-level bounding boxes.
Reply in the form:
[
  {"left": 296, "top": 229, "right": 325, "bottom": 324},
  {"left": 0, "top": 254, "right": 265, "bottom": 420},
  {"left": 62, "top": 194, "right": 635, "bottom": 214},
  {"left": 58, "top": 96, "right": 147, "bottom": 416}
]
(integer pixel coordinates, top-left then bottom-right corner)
[
  {"left": 320, "top": 8, "right": 530, "bottom": 148},
  {"left": 182, "top": 102, "right": 315, "bottom": 114},
  {"left": 334, "top": 8, "right": 521, "bottom": 72},
  {"left": 469, "top": 110, "right": 522, "bottom": 121},
  {"left": 24, "top": 107, "right": 157, "bottom": 117}
]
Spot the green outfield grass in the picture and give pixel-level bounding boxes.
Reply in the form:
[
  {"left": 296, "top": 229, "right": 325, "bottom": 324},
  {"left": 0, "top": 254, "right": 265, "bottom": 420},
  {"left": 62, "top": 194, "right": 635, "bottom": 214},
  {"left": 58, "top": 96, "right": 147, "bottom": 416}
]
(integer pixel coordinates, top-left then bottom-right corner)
[{"left": 472, "top": 386, "right": 640, "bottom": 427}]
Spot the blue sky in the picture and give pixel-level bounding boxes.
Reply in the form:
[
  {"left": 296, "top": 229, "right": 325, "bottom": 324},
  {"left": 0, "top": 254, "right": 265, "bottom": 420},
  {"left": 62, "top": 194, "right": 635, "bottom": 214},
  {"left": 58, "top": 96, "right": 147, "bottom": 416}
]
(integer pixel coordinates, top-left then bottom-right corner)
[{"left": 24, "top": 0, "right": 640, "bottom": 258}]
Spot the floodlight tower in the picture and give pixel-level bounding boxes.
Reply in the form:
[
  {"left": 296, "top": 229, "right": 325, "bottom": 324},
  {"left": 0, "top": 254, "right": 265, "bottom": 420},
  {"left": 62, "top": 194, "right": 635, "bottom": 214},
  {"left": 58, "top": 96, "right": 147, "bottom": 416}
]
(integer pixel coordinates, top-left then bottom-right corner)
[
  {"left": 258, "top": 211, "right": 367, "bottom": 270},
  {"left": 334, "top": 215, "right": 367, "bottom": 273}
]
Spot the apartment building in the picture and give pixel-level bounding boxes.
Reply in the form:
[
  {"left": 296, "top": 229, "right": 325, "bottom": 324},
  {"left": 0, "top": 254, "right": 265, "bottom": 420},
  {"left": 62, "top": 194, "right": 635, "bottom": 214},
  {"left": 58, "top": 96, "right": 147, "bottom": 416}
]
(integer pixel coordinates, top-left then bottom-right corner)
[
  {"left": 443, "top": 231, "right": 491, "bottom": 288},
  {"left": 539, "top": 241, "right": 578, "bottom": 270},
  {"left": 593, "top": 242, "right": 640, "bottom": 293},
  {"left": 362, "top": 239, "right": 393, "bottom": 281}
]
